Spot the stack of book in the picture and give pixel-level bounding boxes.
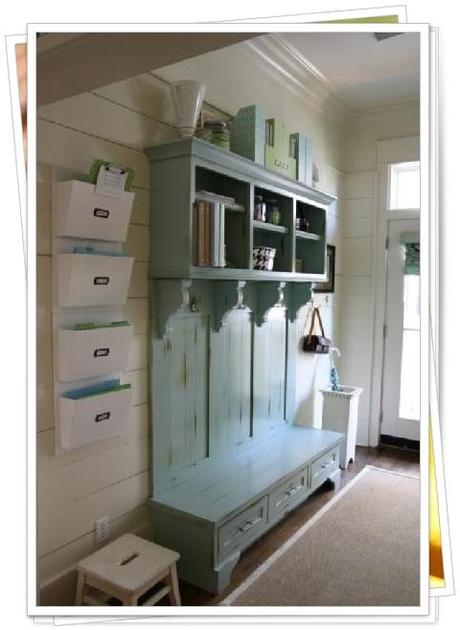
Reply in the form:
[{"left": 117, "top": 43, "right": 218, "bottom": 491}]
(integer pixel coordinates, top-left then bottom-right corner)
[{"left": 193, "top": 191, "right": 244, "bottom": 267}]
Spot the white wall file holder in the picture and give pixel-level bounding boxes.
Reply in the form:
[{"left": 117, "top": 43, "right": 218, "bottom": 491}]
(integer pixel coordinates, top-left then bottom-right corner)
[
  {"left": 54, "top": 180, "right": 134, "bottom": 242},
  {"left": 50, "top": 167, "right": 136, "bottom": 453},
  {"left": 59, "top": 387, "right": 132, "bottom": 450},
  {"left": 57, "top": 325, "right": 134, "bottom": 381},
  {"left": 56, "top": 253, "right": 134, "bottom": 307}
]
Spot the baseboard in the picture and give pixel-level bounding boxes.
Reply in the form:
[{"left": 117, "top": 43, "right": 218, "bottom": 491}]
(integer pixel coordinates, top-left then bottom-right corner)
[{"left": 379, "top": 434, "right": 420, "bottom": 453}]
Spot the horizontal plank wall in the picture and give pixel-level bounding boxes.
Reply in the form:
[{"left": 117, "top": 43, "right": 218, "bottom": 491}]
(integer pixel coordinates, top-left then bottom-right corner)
[
  {"left": 37, "top": 66, "right": 345, "bottom": 604},
  {"left": 339, "top": 103, "right": 420, "bottom": 446},
  {"left": 36, "top": 77, "right": 171, "bottom": 605}
]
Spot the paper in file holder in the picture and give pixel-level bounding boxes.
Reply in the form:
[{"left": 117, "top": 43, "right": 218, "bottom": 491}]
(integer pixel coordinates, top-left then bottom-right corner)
[
  {"left": 54, "top": 180, "right": 135, "bottom": 242},
  {"left": 56, "top": 253, "right": 134, "bottom": 307},
  {"left": 59, "top": 383, "right": 132, "bottom": 450},
  {"left": 57, "top": 324, "right": 134, "bottom": 381}
]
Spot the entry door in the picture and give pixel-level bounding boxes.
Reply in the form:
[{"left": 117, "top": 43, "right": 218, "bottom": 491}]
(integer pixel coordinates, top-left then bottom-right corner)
[{"left": 380, "top": 219, "right": 420, "bottom": 442}]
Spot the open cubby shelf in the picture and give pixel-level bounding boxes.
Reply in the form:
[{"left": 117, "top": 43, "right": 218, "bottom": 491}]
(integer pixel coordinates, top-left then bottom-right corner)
[
  {"left": 254, "top": 220, "right": 288, "bottom": 234},
  {"left": 147, "top": 137, "right": 335, "bottom": 282}
]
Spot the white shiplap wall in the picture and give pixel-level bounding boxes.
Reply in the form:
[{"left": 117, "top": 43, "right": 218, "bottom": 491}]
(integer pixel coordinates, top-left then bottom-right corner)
[
  {"left": 37, "top": 65, "right": 345, "bottom": 604},
  {"left": 339, "top": 104, "right": 420, "bottom": 445},
  {"left": 36, "top": 74, "right": 177, "bottom": 605}
]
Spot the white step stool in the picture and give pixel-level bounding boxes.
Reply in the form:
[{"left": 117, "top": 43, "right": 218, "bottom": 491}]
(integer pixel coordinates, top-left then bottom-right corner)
[{"left": 75, "top": 533, "right": 181, "bottom": 606}]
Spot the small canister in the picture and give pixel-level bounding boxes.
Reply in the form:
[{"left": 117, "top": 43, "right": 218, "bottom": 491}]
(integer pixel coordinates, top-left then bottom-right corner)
[
  {"left": 204, "top": 120, "right": 230, "bottom": 150},
  {"left": 267, "top": 199, "right": 281, "bottom": 225},
  {"left": 254, "top": 195, "right": 266, "bottom": 222}
]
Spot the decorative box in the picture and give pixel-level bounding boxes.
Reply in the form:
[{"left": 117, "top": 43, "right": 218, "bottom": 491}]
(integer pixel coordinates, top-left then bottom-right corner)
[
  {"left": 265, "top": 119, "right": 296, "bottom": 179},
  {"left": 290, "top": 132, "right": 313, "bottom": 186},
  {"left": 230, "top": 105, "right": 266, "bottom": 164}
]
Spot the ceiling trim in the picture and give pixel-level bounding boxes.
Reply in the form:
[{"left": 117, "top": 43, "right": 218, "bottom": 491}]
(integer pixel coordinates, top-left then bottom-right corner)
[
  {"left": 349, "top": 98, "right": 420, "bottom": 125},
  {"left": 242, "top": 34, "right": 350, "bottom": 126},
  {"left": 241, "top": 34, "right": 420, "bottom": 129}
]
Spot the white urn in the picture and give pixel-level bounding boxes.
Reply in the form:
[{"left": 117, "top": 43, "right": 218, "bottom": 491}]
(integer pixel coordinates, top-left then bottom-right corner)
[{"left": 170, "top": 80, "right": 206, "bottom": 138}]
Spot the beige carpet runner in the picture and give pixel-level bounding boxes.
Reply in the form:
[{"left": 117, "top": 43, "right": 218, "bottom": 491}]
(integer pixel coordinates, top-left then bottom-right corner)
[{"left": 221, "top": 466, "right": 420, "bottom": 607}]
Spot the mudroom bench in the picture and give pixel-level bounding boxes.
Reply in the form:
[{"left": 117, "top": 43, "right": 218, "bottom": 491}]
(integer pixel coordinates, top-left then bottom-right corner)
[{"left": 149, "top": 425, "right": 343, "bottom": 593}]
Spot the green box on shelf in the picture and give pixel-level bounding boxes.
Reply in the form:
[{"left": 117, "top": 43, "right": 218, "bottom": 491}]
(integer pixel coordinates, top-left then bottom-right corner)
[
  {"left": 230, "top": 105, "right": 266, "bottom": 165},
  {"left": 290, "top": 132, "right": 313, "bottom": 186},
  {"left": 265, "top": 119, "right": 296, "bottom": 180}
]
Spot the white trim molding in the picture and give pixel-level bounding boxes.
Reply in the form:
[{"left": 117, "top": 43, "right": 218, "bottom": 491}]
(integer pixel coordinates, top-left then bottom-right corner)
[{"left": 368, "top": 136, "right": 420, "bottom": 447}]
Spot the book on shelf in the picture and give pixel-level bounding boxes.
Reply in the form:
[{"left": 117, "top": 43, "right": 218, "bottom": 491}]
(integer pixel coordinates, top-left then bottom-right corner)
[
  {"left": 194, "top": 198, "right": 226, "bottom": 268},
  {"left": 195, "top": 190, "right": 245, "bottom": 213}
]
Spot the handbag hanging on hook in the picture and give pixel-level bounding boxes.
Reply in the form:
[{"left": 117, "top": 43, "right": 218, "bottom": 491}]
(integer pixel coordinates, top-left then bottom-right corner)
[{"left": 302, "top": 306, "right": 331, "bottom": 354}]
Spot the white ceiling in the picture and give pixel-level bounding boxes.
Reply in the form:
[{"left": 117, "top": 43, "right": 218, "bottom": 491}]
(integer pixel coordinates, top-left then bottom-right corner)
[{"left": 280, "top": 32, "right": 420, "bottom": 111}]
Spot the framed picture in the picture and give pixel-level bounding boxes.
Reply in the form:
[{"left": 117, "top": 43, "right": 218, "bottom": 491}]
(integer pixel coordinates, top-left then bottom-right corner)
[{"left": 314, "top": 244, "right": 336, "bottom": 293}]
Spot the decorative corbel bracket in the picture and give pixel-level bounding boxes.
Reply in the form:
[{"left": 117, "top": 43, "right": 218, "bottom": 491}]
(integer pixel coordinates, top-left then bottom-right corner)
[
  {"left": 153, "top": 279, "right": 201, "bottom": 337},
  {"left": 214, "top": 280, "right": 251, "bottom": 331},
  {"left": 255, "top": 281, "right": 287, "bottom": 327},
  {"left": 286, "top": 282, "right": 312, "bottom": 323}
]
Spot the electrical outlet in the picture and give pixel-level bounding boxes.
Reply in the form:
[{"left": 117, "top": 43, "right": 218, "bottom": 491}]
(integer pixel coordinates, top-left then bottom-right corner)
[{"left": 95, "top": 516, "right": 109, "bottom": 544}]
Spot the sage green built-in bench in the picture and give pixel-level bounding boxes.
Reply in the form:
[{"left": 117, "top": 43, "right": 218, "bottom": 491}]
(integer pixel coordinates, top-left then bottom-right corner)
[
  {"left": 149, "top": 425, "right": 342, "bottom": 593},
  {"left": 146, "top": 138, "right": 342, "bottom": 593}
]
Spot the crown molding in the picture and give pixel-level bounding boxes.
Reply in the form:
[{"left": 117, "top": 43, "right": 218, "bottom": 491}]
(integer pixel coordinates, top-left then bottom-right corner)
[
  {"left": 349, "top": 99, "right": 420, "bottom": 126},
  {"left": 242, "top": 34, "right": 349, "bottom": 126},
  {"left": 241, "top": 34, "right": 420, "bottom": 131}
]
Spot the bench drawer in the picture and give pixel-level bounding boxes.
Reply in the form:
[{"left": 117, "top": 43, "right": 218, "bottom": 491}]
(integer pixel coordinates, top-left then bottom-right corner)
[
  {"left": 269, "top": 468, "right": 308, "bottom": 523},
  {"left": 310, "top": 446, "right": 339, "bottom": 491},
  {"left": 218, "top": 496, "right": 268, "bottom": 562}
]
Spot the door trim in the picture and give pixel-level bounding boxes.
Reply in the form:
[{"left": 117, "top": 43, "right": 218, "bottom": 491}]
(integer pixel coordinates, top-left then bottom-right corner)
[{"left": 368, "top": 164, "right": 420, "bottom": 447}]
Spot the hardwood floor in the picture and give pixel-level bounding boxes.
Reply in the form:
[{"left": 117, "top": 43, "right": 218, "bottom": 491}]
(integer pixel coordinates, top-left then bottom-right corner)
[{"left": 177, "top": 445, "right": 420, "bottom": 606}]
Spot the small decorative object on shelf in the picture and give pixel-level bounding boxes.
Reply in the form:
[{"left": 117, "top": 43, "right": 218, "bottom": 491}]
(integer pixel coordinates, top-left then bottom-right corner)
[
  {"left": 254, "top": 195, "right": 266, "bottom": 222},
  {"left": 295, "top": 258, "right": 303, "bottom": 273},
  {"left": 203, "top": 120, "right": 230, "bottom": 150},
  {"left": 312, "top": 163, "right": 320, "bottom": 188},
  {"left": 253, "top": 246, "right": 276, "bottom": 271},
  {"left": 266, "top": 199, "right": 281, "bottom": 225},
  {"left": 290, "top": 132, "right": 313, "bottom": 186},
  {"left": 296, "top": 214, "right": 310, "bottom": 232},
  {"left": 230, "top": 104, "right": 266, "bottom": 164},
  {"left": 170, "top": 80, "right": 206, "bottom": 137},
  {"left": 87, "top": 159, "right": 135, "bottom": 192}
]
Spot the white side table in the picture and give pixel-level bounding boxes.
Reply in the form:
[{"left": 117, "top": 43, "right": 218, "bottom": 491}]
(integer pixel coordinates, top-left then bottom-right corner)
[
  {"left": 319, "top": 386, "right": 363, "bottom": 469},
  {"left": 75, "top": 533, "right": 181, "bottom": 606}
]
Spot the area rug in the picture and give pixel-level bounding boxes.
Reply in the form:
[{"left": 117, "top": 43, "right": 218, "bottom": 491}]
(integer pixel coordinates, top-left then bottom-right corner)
[{"left": 221, "top": 466, "right": 420, "bottom": 607}]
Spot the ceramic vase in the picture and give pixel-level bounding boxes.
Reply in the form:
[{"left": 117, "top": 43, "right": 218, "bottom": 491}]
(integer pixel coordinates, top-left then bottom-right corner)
[{"left": 170, "top": 80, "right": 206, "bottom": 138}]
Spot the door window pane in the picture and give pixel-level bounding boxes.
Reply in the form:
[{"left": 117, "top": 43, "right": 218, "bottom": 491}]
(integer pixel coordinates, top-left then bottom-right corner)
[
  {"left": 398, "top": 274, "right": 420, "bottom": 420},
  {"left": 390, "top": 162, "right": 420, "bottom": 209}
]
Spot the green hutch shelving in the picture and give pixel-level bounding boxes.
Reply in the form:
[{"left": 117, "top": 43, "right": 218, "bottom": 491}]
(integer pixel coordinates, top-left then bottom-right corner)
[{"left": 146, "top": 137, "right": 344, "bottom": 593}]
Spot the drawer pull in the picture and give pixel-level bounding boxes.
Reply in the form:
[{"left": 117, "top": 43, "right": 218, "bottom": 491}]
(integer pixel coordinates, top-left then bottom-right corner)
[
  {"left": 238, "top": 516, "right": 261, "bottom": 533},
  {"left": 285, "top": 484, "right": 302, "bottom": 497}
]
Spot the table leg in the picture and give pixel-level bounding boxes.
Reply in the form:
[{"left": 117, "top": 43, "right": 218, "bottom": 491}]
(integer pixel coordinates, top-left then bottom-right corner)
[
  {"left": 167, "top": 564, "right": 181, "bottom": 606},
  {"left": 75, "top": 572, "right": 86, "bottom": 605}
]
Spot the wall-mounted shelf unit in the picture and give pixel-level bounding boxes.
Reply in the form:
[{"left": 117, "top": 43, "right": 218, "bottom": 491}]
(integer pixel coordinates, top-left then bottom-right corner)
[
  {"left": 54, "top": 180, "right": 135, "bottom": 241},
  {"left": 57, "top": 324, "right": 134, "bottom": 381},
  {"left": 146, "top": 137, "right": 335, "bottom": 282},
  {"left": 56, "top": 253, "right": 134, "bottom": 308},
  {"left": 59, "top": 383, "right": 132, "bottom": 450},
  {"left": 51, "top": 169, "right": 135, "bottom": 453}
]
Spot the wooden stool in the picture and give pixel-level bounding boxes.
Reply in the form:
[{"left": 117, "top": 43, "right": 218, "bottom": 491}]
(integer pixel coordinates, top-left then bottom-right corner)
[{"left": 75, "top": 533, "right": 181, "bottom": 606}]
